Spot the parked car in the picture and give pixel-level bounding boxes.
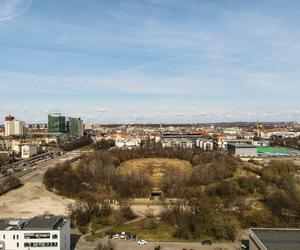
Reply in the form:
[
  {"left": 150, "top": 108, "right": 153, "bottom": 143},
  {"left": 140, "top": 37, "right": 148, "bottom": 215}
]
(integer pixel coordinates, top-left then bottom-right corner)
[
  {"left": 120, "top": 232, "right": 126, "bottom": 239},
  {"left": 241, "top": 240, "right": 249, "bottom": 250},
  {"left": 107, "top": 233, "right": 113, "bottom": 240},
  {"left": 132, "top": 234, "right": 137, "bottom": 241},
  {"left": 126, "top": 234, "right": 131, "bottom": 240},
  {"left": 201, "top": 240, "right": 212, "bottom": 245},
  {"left": 138, "top": 240, "right": 148, "bottom": 245},
  {"left": 114, "top": 234, "right": 120, "bottom": 239}
]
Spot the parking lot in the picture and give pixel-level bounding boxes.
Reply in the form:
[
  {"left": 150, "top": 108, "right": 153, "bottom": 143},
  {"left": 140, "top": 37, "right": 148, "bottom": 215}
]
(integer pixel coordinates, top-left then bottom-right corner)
[{"left": 101, "top": 239, "right": 240, "bottom": 250}]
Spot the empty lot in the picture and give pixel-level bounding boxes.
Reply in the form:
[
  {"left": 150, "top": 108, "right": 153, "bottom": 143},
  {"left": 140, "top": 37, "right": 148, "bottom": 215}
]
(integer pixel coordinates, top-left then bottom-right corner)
[{"left": 0, "top": 154, "right": 76, "bottom": 218}]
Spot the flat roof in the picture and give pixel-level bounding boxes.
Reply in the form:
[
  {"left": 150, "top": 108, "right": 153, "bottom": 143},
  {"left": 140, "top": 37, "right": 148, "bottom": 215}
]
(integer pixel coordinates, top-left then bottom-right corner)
[
  {"left": 228, "top": 143, "right": 257, "bottom": 148},
  {"left": 251, "top": 228, "right": 300, "bottom": 250},
  {"left": 24, "top": 216, "right": 64, "bottom": 230},
  {"left": 0, "top": 221, "right": 10, "bottom": 230},
  {"left": 0, "top": 216, "right": 65, "bottom": 231}
]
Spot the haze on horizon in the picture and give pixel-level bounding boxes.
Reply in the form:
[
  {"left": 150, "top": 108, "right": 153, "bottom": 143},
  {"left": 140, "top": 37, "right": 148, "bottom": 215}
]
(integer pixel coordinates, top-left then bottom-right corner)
[{"left": 1, "top": 0, "right": 300, "bottom": 124}]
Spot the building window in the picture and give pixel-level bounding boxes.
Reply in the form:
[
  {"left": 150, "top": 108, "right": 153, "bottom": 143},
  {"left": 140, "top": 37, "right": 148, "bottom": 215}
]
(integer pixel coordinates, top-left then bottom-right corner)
[
  {"left": 24, "top": 233, "right": 50, "bottom": 239},
  {"left": 13, "top": 235, "right": 15, "bottom": 240},
  {"left": 52, "top": 234, "right": 58, "bottom": 239},
  {"left": 17, "top": 242, "right": 19, "bottom": 247},
  {"left": 16, "top": 235, "right": 19, "bottom": 240}
]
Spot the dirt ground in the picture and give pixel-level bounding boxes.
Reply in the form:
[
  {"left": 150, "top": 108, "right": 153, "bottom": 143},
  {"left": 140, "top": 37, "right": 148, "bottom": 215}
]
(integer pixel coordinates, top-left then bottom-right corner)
[{"left": 0, "top": 155, "right": 75, "bottom": 219}]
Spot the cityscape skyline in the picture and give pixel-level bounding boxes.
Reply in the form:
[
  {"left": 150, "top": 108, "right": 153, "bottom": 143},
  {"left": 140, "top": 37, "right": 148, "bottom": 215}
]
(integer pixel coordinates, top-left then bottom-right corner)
[{"left": 1, "top": 0, "right": 300, "bottom": 123}]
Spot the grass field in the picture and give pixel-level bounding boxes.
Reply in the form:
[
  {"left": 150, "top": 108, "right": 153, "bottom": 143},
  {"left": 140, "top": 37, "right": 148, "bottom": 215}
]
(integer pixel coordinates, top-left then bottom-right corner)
[
  {"left": 257, "top": 147, "right": 300, "bottom": 156},
  {"left": 112, "top": 219, "right": 178, "bottom": 241},
  {"left": 117, "top": 158, "right": 193, "bottom": 186}
]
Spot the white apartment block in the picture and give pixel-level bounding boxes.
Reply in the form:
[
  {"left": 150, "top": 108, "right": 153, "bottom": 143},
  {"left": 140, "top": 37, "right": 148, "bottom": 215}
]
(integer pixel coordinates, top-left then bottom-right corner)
[
  {"left": 4, "top": 120, "right": 25, "bottom": 137},
  {"left": 0, "top": 216, "right": 70, "bottom": 250}
]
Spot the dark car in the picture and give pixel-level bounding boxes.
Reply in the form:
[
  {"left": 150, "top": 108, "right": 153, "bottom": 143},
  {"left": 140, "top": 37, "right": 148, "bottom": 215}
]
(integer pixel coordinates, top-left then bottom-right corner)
[
  {"left": 154, "top": 245, "right": 161, "bottom": 250},
  {"left": 126, "top": 234, "right": 131, "bottom": 240},
  {"left": 107, "top": 233, "right": 113, "bottom": 240},
  {"left": 132, "top": 234, "right": 137, "bottom": 241},
  {"left": 241, "top": 240, "right": 249, "bottom": 250},
  {"left": 201, "top": 240, "right": 212, "bottom": 245}
]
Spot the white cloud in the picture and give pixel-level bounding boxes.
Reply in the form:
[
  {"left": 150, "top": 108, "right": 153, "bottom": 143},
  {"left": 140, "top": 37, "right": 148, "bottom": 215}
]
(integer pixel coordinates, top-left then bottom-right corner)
[{"left": 0, "top": 0, "right": 31, "bottom": 23}]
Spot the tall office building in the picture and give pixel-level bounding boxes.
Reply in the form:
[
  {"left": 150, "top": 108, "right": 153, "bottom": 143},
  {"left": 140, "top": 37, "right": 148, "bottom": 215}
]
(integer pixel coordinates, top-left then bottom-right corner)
[
  {"left": 48, "top": 113, "right": 66, "bottom": 133},
  {"left": 4, "top": 115, "right": 25, "bottom": 137},
  {"left": 68, "top": 117, "right": 84, "bottom": 138}
]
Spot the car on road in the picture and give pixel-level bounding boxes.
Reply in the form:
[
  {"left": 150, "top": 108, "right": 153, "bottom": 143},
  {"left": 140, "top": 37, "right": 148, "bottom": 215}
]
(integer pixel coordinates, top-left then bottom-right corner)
[
  {"left": 114, "top": 234, "right": 120, "bottom": 239},
  {"left": 138, "top": 240, "right": 147, "bottom": 245},
  {"left": 201, "top": 240, "right": 212, "bottom": 245}
]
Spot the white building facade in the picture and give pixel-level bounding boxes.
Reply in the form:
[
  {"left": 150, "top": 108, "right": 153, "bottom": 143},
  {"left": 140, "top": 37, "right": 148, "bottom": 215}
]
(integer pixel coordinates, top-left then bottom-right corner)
[
  {"left": 4, "top": 120, "right": 25, "bottom": 137},
  {"left": 21, "top": 145, "right": 38, "bottom": 159},
  {"left": 0, "top": 216, "right": 70, "bottom": 250}
]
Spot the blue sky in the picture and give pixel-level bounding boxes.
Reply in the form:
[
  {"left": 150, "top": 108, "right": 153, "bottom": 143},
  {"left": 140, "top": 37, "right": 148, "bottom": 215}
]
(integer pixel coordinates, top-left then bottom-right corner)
[{"left": 1, "top": 0, "right": 300, "bottom": 124}]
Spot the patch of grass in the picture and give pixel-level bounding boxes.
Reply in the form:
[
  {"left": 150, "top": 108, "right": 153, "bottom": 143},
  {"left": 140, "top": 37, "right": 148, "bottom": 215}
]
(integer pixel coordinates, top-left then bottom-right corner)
[
  {"left": 112, "top": 219, "right": 178, "bottom": 241},
  {"left": 85, "top": 231, "right": 107, "bottom": 242}
]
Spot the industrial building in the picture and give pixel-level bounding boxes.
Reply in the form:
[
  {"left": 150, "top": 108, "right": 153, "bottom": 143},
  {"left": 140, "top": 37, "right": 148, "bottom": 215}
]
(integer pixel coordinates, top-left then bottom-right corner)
[
  {"left": 48, "top": 113, "right": 66, "bottom": 134},
  {"left": 249, "top": 228, "right": 300, "bottom": 250},
  {"left": 0, "top": 216, "right": 70, "bottom": 250},
  {"left": 227, "top": 143, "right": 257, "bottom": 157}
]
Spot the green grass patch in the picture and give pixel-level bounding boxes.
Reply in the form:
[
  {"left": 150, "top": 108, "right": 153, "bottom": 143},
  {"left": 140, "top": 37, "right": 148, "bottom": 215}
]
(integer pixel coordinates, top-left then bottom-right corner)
[{"left": 112, "top": 219, "right": 178, "bottom": 241}]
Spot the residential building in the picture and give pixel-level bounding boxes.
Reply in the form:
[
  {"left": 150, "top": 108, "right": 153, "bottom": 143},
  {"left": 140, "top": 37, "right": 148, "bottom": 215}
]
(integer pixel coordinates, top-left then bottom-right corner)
[
  {"left": 249, "top": 228, "right": 300, "bottom": 250},
  {"left": 68, "top": 117, "right": 84, "bottom": 138},
  {"left": 197, "top": 140, "right": 214, "bottom": 151},
  {"left": 4, "top": 116, "right": 25, "bottom": 137},
  {"left": 115, "top": 138, "right": 141, "bottom": 149},
  {"left": 161, "top": 133, "right": 202, "bottom": 148},
  {"left": 48, "top": 113, "right": 66, "bottom": 134},
  {"left": 0, "top": 216, "right": 70, "bottom": 250}
]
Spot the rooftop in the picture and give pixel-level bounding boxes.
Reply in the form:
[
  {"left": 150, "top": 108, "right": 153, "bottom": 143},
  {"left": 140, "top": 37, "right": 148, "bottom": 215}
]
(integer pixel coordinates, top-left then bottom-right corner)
[
  {"left": 0, "top": 216, "right": 66, "bottom": 231},
  {"left": 251, "top": 228, "right": 300, "bottom": 250},
  {"left": 227, "top": 143, "right": 257, "bottom": 148},
  {"left": 24, "top": 216, "right": 64, "bottom": 230}
]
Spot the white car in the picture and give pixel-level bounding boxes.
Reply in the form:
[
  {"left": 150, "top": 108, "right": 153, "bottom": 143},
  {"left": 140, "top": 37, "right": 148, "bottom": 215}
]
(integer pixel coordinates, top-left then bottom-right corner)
[
  {"left": 114, "top": 234, "right": 119, "bottom": 239},
  {"left": 138, "top": 240, "right": 148, "bottom": 245},
  {"left": 120, "top": 232, "right": 126, "bottom": 239}
]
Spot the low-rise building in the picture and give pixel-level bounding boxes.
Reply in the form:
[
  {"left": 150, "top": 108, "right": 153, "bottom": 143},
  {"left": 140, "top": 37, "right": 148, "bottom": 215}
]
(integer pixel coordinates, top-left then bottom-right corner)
[
  {"left": 0, "top": 216, "right": 70, "bottom": 250},
  {"left": 21, "top": 144, "right": 38, "bottom": 159},
  {"left": 249, "top": 228, "right": 300, "bottom": 250},
  {"left": 161, "top": 133, "right": 202, "bottom": 148},
  {"left": 227, "top": 143, "right": 257, "bottom": 157}
]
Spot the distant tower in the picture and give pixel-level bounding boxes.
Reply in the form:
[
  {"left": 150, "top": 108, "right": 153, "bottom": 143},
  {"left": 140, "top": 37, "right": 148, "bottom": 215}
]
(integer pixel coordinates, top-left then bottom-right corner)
[{"left": 256, "top": 120, "right": 260, "bottom": 138}]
